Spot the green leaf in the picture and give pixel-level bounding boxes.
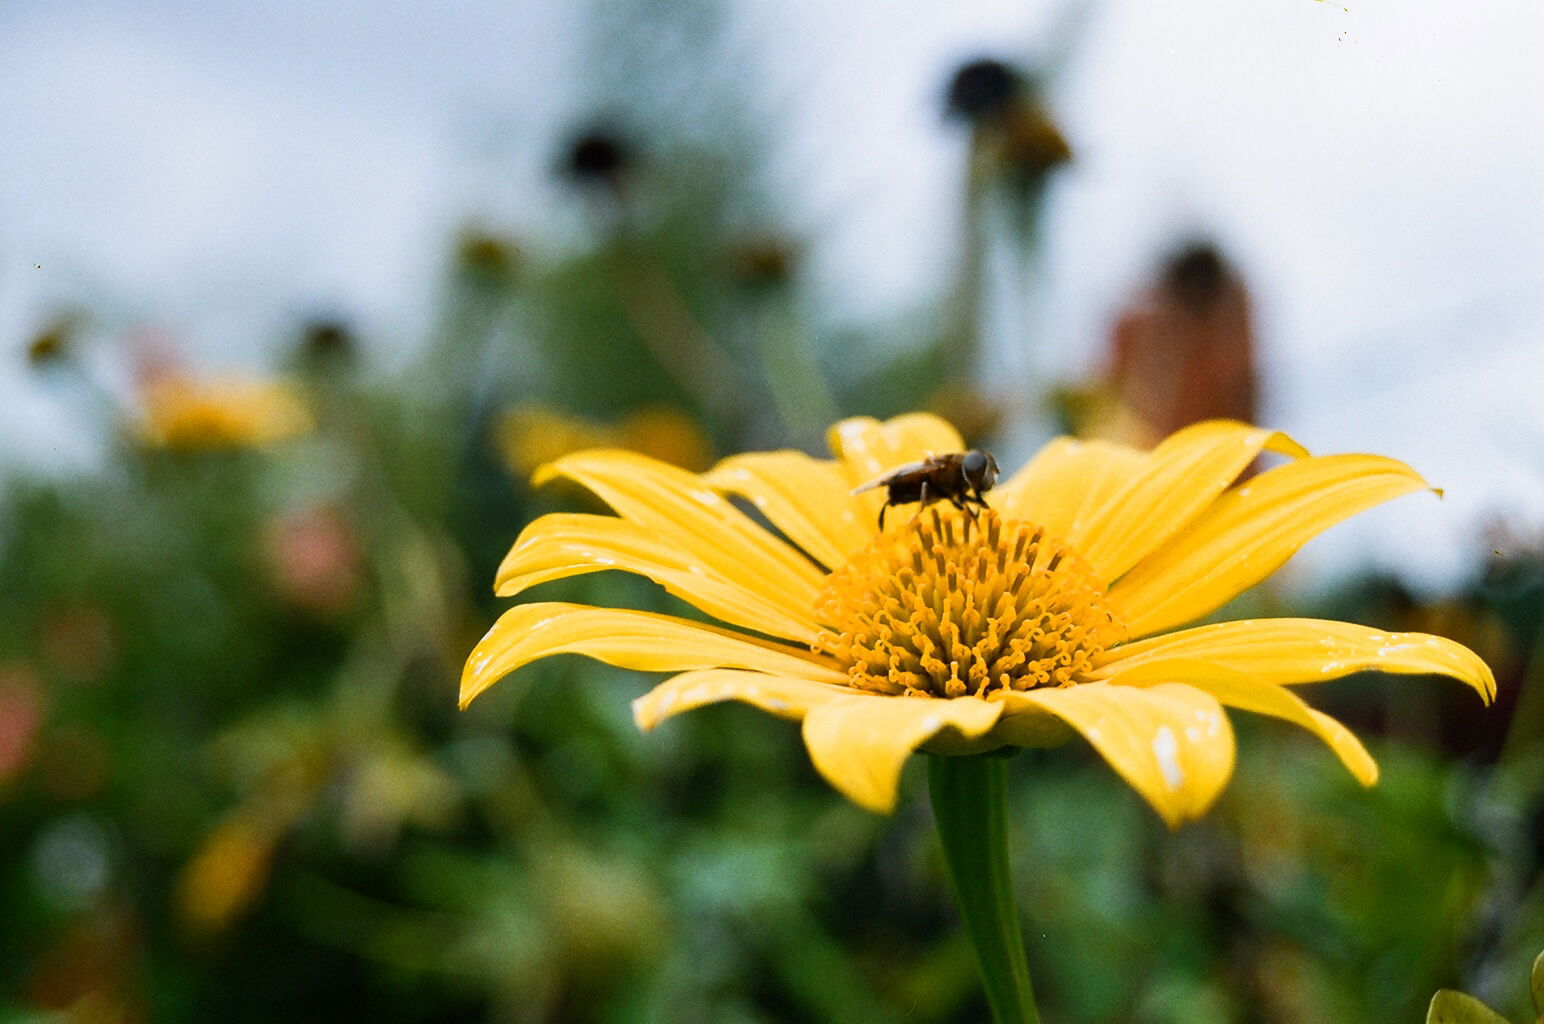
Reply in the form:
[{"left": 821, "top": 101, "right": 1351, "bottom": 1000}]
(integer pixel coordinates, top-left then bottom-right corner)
[
  {"left": 1427, "top": 990, "right": 1511, "bottom": 1024},
  {"left": 1531, "top": 950, "right": 1544, "bottom": 1016}
]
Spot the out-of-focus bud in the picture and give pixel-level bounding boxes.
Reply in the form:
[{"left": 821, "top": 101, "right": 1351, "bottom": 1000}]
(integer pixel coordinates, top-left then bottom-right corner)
[
  {"left": 24, "top": 313, "right": 84, "bottom": 368},
  {"left": 454, "top": 229, "right": 522, "bottom": 282},
  {"left": 560, "top": 127, "right": 633, "bottom": 190},
  {"left": 723, "top": 237, "right": 797, "bottom": 291},
  {"left": 27, "top": 328, "right": 67, "bottom": 366},
  {"left": 945, "top": 57, "right": 1071, "bottom": 180},
  {"left": 987, "top": 103, "right": 1072, "bottom": 179},
  {"left": 294, "top": 317, "right": 357, "bottom": 375},
  {"left": 945, "top": 58, "right": 1021, "bottom": 124},
  {"left": 1164, "top": 244, "right": 1231, "bottom": 313}
]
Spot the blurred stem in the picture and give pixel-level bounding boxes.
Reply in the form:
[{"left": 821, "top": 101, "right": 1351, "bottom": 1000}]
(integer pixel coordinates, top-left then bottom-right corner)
[
  {"left": 1499, "top": 614, "right": 1544, "bottom": 763},
  {"left": 396, "top": 267, "right": 520, "bottom": 525},
  {"left": 944, "top": 168, "right": 988, "bottom": 381},
  {"left": 753, "top": 299, "right": 837, "bottom": 447},
  {"left": 423, "top": 272, "right": 508, "bottom": 415},
  {"left": 928, "top": 754, "right": 1040, "bottom": 1024},
  {"left": 608, "top": 237, "right": 743, "bottom": 426}
]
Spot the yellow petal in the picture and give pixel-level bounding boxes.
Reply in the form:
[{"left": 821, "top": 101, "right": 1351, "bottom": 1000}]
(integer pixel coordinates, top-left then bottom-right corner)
[
  {"left": 460, "top": 602, "right": 844, "bottom": 707},
  {"left": 1075, "top": 421, "right": 1307, "bottom": 582},
  {"left": 800, "top": 694, "right": 1002, "bottom": 813},
  {"left": 1101, "top": 657, "right": 1378, "bottom": 785},
  {"left": 703, "top": 451, "right": 870, "bottom": 568},
  {"left": 1111, "top": 454, "right": 1432, "bottom": 637},
  {"left": 996, "top": 682, "right": 1235, "bottom": 827},
  {"left": 536, "top": 449, "right": 824, "bottom": 614},
  {"left": 495, "top": 513, "right": 818, "bottom": 644},
  {"left": 827, "top": 413, "right": 966, "bottom": 487},
  {"left": 991, "top": 436, "right": 1145, "bottom": 544},
  {"left": 633, "top": 669, "right": 851, "bottom": 729},
  {"left": 1095, "top": 618, "right": 1495, "bottom": 702}
]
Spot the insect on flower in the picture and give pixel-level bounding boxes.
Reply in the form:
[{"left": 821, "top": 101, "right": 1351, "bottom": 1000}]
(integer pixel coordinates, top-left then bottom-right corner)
[
  {"left": 464, "top": 415, "right": 1496, "bottom": 824},
  {"left": 853, "top": 449, "right": 1000, "bottom": 530}
]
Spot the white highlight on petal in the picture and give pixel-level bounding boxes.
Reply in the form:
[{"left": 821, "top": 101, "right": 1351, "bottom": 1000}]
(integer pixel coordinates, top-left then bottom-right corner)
[{"left": 1153, "top": 726, "right": 1184, "bottom": 791}]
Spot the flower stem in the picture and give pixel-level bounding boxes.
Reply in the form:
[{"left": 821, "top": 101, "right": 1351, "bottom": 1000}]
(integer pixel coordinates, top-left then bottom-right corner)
[{"left": 927, "top": 753, "right": 1040, "bottom": 1024}]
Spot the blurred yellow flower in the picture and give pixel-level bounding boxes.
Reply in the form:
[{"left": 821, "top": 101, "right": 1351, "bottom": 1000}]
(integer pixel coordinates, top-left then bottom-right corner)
[
  {"left": 175, "top": 813, "right": 279, "bottom": 935},
  {"left": 138, "top": 373, "right": 311, "bottom": 450},
  {"left": 495, "top": 403, "right": 712, "bottom": 478},
  {"left": 463, "top": 415, "right": 1494, "bottom": 825}
]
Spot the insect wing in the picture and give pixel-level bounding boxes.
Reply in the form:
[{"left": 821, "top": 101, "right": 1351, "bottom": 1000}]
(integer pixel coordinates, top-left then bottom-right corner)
[{"left": 851, "top": 458, "right": 930, "bottom": 496}]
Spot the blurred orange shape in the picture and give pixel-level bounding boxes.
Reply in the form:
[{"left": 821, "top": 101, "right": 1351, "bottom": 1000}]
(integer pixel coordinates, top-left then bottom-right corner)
[{"left": 137, "top": 372, "right": 311, "bottom": 450}]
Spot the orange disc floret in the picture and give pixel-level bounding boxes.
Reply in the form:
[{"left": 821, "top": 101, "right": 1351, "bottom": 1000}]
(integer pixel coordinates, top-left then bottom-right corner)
[{"left": 814, "top": 508, "right": 1125, "bottom": 698}]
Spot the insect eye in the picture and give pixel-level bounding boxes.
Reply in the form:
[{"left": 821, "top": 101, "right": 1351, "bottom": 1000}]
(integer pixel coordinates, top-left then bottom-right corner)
[{"left": 962, "top": 450, "right": 987, "bottom": 476}]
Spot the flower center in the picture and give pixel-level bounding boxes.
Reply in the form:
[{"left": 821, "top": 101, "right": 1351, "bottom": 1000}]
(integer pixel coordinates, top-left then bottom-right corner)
[{"left": 814, "top": 508, "right": 1125, "bottom": 698}]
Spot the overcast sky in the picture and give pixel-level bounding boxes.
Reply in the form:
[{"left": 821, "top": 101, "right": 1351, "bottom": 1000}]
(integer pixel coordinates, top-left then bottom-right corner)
[{"left": 2, "top": 0, "right": 1541, "bottom": 589}]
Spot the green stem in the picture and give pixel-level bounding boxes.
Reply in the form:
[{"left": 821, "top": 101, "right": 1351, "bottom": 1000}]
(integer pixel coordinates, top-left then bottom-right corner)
[{"left": 928, "top": 753, "right": 1040, "bottom": 1024}]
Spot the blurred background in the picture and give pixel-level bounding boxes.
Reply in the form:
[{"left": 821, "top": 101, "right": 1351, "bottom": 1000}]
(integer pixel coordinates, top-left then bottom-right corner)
[{"left": 1, "top": 0, "right": 1542, "bottom": 1021}]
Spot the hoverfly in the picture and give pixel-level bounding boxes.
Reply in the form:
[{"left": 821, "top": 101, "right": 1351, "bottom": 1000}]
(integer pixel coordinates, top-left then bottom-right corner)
[{"left": 852, "top": 450, "right": 1000, "bottom": 530}]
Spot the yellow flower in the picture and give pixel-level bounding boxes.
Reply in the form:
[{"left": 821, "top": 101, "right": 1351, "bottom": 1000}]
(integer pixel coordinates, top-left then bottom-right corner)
[
  {"left": 139, "top": 373, "right": 312, "bottom": 450},
  {"left": 175, "top": 813, "right": 279, "bottom": 935},
  {"left": 495, "top": 403, "right": 712, "bottom": 479},
  {"left": 462, "top": 415, "right": 1494, "bottom": 825}
]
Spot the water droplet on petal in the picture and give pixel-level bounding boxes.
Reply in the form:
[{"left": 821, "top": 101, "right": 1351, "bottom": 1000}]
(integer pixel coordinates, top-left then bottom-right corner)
[{"left": 1153, "top": 726, "right": 1184, "bottom": 790}]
